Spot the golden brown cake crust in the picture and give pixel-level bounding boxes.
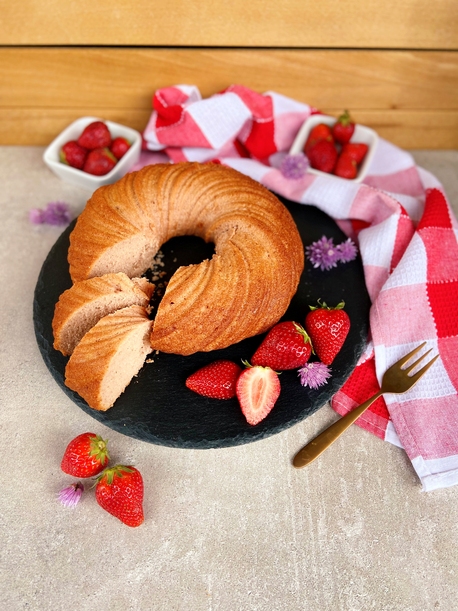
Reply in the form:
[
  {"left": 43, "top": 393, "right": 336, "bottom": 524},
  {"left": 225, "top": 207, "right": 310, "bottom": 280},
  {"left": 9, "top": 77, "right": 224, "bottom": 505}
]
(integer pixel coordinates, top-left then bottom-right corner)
[{"left": 67, "top": 162, "right": 304, "bottom": 355}]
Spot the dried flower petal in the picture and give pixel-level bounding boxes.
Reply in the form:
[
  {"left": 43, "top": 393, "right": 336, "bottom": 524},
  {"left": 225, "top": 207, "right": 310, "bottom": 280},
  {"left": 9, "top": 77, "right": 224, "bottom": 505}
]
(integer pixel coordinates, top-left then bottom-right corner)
[
  {"left": 58, "top": 482, "right": 84, "bottom": 508},
  {"left": 29, "top": 208, "right": 45, "bottom": 224},
  {"left": 280, "top": 153, "right": 309, "bottom": 179},
  {"left": 336, "top": 237, "right": 358, "bottom": 263},
  {"left": 298, "top": 362, "right": 332, "bottom": 389},
  {"left": 29, "top": 201, "right": 72, "bottom": 226},
  {"left": 305, "top": 236, "right": 340, "bottom": 271}
]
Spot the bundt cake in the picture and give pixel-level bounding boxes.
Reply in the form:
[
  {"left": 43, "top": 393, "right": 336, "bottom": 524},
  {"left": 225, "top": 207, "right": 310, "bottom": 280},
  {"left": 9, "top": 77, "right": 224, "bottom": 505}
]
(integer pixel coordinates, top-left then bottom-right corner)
[
  {"left": 67, "top": 162, "right": 304, "bottom": 356},
  {"left": 53, "top": 272, "right": 154, "bottom": 356},
  {"left": 64, "top": 305, "right": 153, "bottom": 411}
]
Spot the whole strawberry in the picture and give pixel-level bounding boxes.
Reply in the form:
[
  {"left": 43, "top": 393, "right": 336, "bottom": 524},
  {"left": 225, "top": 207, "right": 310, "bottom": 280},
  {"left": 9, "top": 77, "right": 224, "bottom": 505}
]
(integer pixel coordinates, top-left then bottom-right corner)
[
  {"left": 236, "top": 364, "right": 281, "bottom": 426},
  {"left": 308, "top": 139, "right": 338, "bottom": 174},
  {"left": 77, "top": 120, "right": 112, "bottom": 149},
  {"left": 110, "top": 137, "right": 131, "bottom": 160},
  {"left": 332, "top": 110, "right": 355, "bottom": 145},
  {"left": 334, "top": 153, "right": 358, "bottom": 179},
  {"left": 95, "top": 465, "right": 144, "bottom": 527},
  {"left": 304, "top": 122, "right": 333, "bottom": 155},
  {"left": 83, "top": 147, "right": 117, "bottom": 175},
  {"left": 61, "top": 432, "right": 109, "bottom": 478},
  {"left": 186, "top": 360, "right": 242, "bottom": 399},
  {"left": 251, "top": 321, "right": 312, "bottom": 370},
  {"left": 304, "top": 300, "right": 350, "bottom": 365},
  {"left": 341, "top": 142, "right": 368, "bottom": 164},
  {"left": 60, "top": 140, "right": 88, "bottom": 170}
]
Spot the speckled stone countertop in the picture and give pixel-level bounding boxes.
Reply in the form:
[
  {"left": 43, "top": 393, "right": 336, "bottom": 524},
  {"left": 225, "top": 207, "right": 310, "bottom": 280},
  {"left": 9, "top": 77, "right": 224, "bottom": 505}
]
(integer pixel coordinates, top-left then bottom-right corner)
[{"left": 1, "top": 147, "right": 457, "bottom": 611}]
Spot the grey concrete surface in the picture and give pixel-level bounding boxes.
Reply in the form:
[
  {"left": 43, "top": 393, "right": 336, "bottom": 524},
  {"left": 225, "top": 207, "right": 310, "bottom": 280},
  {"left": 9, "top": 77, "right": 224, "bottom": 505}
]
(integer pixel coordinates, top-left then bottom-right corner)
[{"left": 0, "top": 147, "right": 457, "bottom": 611}]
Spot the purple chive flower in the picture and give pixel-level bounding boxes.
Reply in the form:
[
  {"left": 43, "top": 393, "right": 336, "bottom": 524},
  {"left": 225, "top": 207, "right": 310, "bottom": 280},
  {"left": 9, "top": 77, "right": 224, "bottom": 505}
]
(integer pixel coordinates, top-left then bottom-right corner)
[
  {"left": 58, "top": 482, "right": 84, "bottom": 508},
  {"left": 298, "top": 362, "right": 332, "bottom": 389},
  {"left": 280, "top": 153, "right": 309, "bottom": 179},
  {"left": 29, "top": 201, "right": 72, "bottom": 226},
  {"left": 305, "top": 236, "right": 340, "bottom": 271},
  {"left": 336, "top": 238, "right": 358, "bottom": 263}
]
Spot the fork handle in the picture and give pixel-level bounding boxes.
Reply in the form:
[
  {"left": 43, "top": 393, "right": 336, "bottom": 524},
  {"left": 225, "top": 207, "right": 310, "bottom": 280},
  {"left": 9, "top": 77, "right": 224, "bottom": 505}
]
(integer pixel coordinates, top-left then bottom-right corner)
[{"left": 293, "top": 391, "right": 383, "bottom": 468}]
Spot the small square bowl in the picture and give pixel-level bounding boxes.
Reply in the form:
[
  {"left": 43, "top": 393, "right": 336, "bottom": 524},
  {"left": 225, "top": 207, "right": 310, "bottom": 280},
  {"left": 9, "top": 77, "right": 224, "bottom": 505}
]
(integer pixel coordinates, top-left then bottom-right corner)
[
  {"left": 43, "top": 116, "right": 142, "bottom": 190},
  {"left": 289, "top": 114, "right": 379, "bottom": 182}
]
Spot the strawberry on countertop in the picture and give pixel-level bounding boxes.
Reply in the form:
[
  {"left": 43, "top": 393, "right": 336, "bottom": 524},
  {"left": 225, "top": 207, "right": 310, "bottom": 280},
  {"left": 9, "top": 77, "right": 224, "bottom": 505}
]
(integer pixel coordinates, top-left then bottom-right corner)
[
  {"left": 95, "top": 465, "right": 144, "bottom": 527},
  {"left": 304, "top": 300, "right": 350, "bottom": 365},
  {"left": 61, "top": 432, "right": 109, "bottom": 478},
  {"left": 331, "top": 110, "right": 355, "bottom": 145},
  {"left": 236, "top": 364, "right": 281, "bottom": 426},
  {"left": 186, "top": 360, "right": 242, "bottom": 399},
  {"left": 251, "top": 321, "right": 313, "bottom": 370}
]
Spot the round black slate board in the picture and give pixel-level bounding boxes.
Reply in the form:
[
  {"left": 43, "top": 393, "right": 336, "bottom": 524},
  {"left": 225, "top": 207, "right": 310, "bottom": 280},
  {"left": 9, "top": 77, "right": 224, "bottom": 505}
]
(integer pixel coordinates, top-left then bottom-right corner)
[{"left": 33, "top": 196, "right": 370, "bottom": 449}]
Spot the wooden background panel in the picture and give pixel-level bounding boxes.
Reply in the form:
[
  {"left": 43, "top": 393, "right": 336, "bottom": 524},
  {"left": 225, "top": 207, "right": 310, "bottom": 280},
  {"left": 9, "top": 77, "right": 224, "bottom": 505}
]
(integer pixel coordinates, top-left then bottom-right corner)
[
  {"left": 1, "top": 0, "right": 457, "bottom": 49},
  {"left": 1, "top": 48, "right": 457, "bottom": 148},
  {"left": 2, "top": 48, "right": 457, "bottom": 109}
]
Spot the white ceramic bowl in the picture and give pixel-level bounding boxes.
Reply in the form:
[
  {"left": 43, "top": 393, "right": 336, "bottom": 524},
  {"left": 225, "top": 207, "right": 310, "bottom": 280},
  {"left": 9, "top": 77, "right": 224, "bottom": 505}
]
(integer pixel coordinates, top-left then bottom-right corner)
[
  {"left": 43, "top": 116, "right": 142, "bottom": 190},
  {"left": 289, "top": 114, "right": 379, "bottom": 182}
]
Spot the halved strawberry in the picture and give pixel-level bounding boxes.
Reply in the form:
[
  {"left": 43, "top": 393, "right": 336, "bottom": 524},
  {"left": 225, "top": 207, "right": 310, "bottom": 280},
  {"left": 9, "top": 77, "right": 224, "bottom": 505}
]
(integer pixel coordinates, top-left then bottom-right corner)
[
  {"left": 236, "top": 365, "right": 281, "bottom": 426},
  {"left": 186, "top": 360, "right": 242, "bottom": 399}
]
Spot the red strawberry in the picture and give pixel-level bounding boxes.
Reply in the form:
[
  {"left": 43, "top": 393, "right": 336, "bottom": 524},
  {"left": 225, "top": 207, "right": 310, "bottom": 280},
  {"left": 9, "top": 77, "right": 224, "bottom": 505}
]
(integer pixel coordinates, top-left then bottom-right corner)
[
  {"left": 186, "top": 360, "right": 242, "bottom": 399},
  {"left": 236, "top": 365, "right": 281, "bottom": 426},
  {"left": 304, "top": 122, "right": 333, "bottom": 155},
  {"left": 341, "top": 142, "right": 368, "bottom": 164},
  {"left": 304, "top": 300, "right": 351, "bottom": 365},
  {"left": 77, "top": 121, "right": 112, "bottom": 149},
  {"left": 331, "top": 110, "right": 355, "bottom": 145},
  {"left": 110, "top": 137, "right": 131, "bottom": 160},
  {"left": 251, "top": 321, "right": 312, "bottom": 370},
  {"left": 335, "top": 154, "right": 358, "bottom": 179},
  {"left": 59, "top": 140, "right": 88, "bottom": 170},
  {"left": 61, "top": 432, "right": 109, "bottom": 478},
  {"left": 95, "top": 465, "right": 144, "bottom": 527},
  {"left": 307, "top": 139, "right": 338, "bottom": 173},
  {"left": 83, "top": 147, "right": 117, "bottom": 175}
]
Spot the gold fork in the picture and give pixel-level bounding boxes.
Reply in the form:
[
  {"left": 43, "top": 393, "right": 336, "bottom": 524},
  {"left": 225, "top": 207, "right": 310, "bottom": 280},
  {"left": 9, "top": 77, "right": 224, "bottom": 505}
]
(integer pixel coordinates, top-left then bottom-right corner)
[{"left": 293, "top": 342, "right": 439, "bottom": 469}]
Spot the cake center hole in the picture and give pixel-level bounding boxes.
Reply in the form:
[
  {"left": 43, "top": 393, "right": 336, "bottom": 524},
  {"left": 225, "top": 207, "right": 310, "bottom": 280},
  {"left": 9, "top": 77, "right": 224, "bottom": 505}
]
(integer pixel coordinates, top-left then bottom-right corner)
[{"left": 144, "top": 235, "right": 215, "bottom": 318}]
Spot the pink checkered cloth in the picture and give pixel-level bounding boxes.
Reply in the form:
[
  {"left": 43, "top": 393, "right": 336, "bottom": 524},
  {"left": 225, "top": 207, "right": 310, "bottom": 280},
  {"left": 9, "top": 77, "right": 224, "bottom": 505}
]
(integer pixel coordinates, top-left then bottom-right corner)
[{"left": 140, "top": 84, "right": 458, "bottom": 491}]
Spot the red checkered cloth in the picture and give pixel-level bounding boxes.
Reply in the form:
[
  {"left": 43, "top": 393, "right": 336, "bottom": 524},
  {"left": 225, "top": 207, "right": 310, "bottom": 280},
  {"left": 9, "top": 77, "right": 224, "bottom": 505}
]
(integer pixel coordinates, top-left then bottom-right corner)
[{"left": 140, "top": 85, "right": 458, "bottom": 491}]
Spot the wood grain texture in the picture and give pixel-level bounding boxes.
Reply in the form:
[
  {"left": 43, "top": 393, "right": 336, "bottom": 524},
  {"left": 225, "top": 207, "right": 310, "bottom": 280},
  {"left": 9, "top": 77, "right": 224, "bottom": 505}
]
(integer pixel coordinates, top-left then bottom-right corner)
[
  {"left": 1, "top": 48, "right": 457, "bottom": 148},
  {"left": 1, "top": 0, "right": 457, "bottom": 49}
]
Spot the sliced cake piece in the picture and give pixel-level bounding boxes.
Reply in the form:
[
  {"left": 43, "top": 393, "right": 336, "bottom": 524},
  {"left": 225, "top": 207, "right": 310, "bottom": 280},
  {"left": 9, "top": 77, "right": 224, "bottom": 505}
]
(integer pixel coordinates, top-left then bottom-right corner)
[
  {"left": 53, "top": 272, "right": 154, "bottom": 356},
  {"left": 64, "top": 305, "right": 153, "bottom": 411}
]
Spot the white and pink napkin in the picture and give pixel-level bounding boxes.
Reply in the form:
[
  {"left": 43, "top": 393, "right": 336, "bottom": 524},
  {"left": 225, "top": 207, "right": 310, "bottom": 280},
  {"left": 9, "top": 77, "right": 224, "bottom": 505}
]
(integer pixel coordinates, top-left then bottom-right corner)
[{"left": 139, "top": 84, "right": 458, "bottom": 491}]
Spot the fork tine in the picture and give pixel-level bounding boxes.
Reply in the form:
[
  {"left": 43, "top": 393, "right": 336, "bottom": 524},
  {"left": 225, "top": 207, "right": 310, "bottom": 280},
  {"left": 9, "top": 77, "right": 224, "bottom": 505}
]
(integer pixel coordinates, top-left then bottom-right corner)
[
  {"left": 403, "top": 348, "right": 433, "bottom": 374},
  {"left": 395, "top": 341, "right": 427, "bottom": 368},
  {"left": 406, "top": 354, "right": 439, "bottom": 386}
]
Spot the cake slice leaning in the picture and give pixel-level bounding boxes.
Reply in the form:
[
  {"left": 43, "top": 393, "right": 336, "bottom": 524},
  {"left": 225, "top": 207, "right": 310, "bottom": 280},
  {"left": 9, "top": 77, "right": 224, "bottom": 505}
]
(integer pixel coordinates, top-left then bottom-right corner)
[
  {"left": 64, "top": 304, "right": 153, "bottom": 411},
  {"left": 53, "top": 272, "right": 154, "bottom": 356}
]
